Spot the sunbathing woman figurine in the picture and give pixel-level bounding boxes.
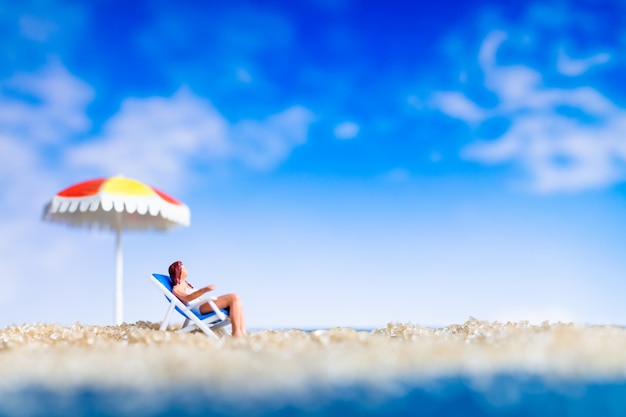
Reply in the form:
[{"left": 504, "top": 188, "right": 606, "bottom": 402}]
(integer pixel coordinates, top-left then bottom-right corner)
[{"left": 169, "top": 260, "right": 247, "bottom": 338}]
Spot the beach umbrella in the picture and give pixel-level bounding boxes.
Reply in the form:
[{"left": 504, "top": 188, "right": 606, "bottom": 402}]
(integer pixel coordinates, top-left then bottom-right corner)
[{"left": 42, "top": 175, "right": 190, "bottom": 325}]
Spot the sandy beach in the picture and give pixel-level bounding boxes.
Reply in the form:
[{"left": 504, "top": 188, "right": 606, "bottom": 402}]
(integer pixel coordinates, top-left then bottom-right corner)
[{"left": 1, "top": 318, "right": 626, "bottom": 397}]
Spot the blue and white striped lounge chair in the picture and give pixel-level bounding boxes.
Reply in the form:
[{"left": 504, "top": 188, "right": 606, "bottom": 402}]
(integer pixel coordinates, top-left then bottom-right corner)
[{"left": 150, "top": 273, "right": 231, "bottom": 339}]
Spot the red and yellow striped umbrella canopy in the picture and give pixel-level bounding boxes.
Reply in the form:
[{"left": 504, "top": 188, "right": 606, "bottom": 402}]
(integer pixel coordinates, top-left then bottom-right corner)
[{"left": 43, "top": 175, "right": 190, "bottom": 231}]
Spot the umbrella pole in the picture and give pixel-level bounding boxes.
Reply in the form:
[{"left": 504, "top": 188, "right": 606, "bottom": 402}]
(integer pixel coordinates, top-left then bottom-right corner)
[{"left": 115, "top": 221, "right": 123, "bottom": 325}]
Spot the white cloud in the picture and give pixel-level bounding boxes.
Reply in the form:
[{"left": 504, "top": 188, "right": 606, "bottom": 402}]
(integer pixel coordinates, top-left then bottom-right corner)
[
  {"left": 434, "top": 30, "right": 626, "bottom": 193},
  {"left": 67, "top": 87, "right": 231, "bottom": 189},
  {"left": 0, "top": 59, "right": 93, "bottom": 144},
  {"left": 0, "top": 59, "right": 92, "bottom": 210},
  {"left": 333, "top": 121, "right": 359, "bottom": 140},
  {"left": 231, "top": 105, "right": 315, "bottom": 170},
  {"left": 68, "top": 87, "right": 315, "bottom": 187},
  {"left": 431, "top": 92, "right": 487, "bottom": 124},
  {"left": 557, "top": 49, "right": 611, "bottom": 76},
  {"left": 486, "top": 66, "right": 542, "bottom": 107},
  {"left": 1, "top": 62, "right": 314, "bottom": 194},
  {"left": 465, "top": 113, "right": 626, "bottom": 193},
  {"left": 0, "top": 133, "right": 39, "bottom": 178},
  {"left": 478, "top": 30, "right": 507, "bottom": 72}
]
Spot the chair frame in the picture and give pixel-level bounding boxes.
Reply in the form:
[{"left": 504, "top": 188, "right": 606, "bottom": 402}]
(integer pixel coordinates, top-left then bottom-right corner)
[{"left": 150, "top": 274, "right": 231, "bottom": 339}]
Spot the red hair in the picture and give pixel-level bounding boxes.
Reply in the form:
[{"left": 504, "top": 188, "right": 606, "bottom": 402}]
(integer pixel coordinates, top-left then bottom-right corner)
[{"left": 168, "top": 261, "right": 183, "bottom": 286}]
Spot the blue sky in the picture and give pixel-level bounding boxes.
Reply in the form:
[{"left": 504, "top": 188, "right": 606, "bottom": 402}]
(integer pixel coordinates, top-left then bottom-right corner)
[{"left": 2, "top": 0, "right": 626, "bottom": 329}]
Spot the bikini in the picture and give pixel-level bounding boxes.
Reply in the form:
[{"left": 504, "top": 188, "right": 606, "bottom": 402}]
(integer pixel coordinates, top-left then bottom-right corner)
[{"left": 185, "top": 285, "right": 206, "bottom": 315}]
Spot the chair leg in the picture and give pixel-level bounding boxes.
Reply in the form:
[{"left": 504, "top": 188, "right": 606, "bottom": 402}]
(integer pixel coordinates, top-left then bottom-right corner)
[{"left": 160, "top": 303, "right": 176, "bottom": 331}]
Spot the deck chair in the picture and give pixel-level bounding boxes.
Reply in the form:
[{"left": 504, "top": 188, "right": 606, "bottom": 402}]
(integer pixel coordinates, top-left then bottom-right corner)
[{"left": 150, "top": 273, "right": 231, "bottom": 339}]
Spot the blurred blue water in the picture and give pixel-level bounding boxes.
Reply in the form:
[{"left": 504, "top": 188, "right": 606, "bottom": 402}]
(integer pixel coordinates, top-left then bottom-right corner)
[{"left": 2, "top": 374, "right": 625, "bottom": 417}]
